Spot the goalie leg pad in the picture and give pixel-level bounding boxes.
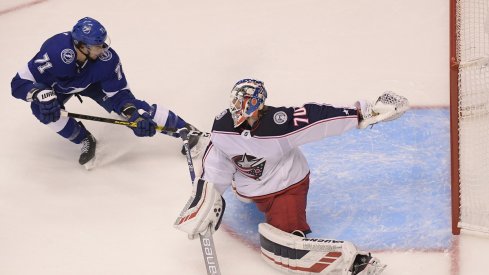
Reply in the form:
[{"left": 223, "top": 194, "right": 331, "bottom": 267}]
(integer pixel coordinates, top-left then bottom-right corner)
[
  {"left": 258, "top": 223, "right": 385, "bottom": 275},
  {"left": 259, "top": 223, "right": 357, "bottom": 274},
  {"left": 174, "top": 179, "right": 225, "bottom": 239}
]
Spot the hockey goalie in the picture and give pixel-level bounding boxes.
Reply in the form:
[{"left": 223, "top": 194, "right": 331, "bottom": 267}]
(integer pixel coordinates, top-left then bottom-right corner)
[{"left": 175, "top": 79, "right": 409, "bottom": 274}]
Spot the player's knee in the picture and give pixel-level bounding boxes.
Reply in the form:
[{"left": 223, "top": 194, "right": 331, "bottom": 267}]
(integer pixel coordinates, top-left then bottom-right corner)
[
  {"left": 265, "top": 211, "right": 310, "bottom": 234},
  {"left": 267, "top": 220, "right": 298, "bottom": 235}
]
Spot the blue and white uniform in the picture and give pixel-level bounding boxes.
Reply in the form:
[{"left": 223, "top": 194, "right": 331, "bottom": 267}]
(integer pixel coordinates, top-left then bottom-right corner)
[
  {"left": 11, "top": 31, "right": 186, "bottom": 144},
  {"left": 12, "top": 32, "right": 132, "bottom": 110}
]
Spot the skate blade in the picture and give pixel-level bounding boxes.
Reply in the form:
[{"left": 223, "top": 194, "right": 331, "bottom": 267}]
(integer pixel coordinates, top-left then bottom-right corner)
[
  {"left": 83, "top": 156, "right": 96, "bottom": 170},
  {"left": 370, "top": 264, "right": 387, "bottom": 275}
]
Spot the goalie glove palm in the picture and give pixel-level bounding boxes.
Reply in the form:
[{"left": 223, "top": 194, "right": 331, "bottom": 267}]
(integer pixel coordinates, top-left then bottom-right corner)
[
  {"left": 174, "top": 179, "right": 226, "bottom": 239},
  {"left": 357, "top": 91, "right": 409, "bottom": 129}
]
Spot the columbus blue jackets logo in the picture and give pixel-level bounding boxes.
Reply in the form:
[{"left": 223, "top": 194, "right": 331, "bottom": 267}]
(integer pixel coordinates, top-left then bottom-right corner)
[
  {"left": 273, "top": 111, "right": 288, "bottom": 125},
  {"left": 232, "top": 153, "right": 266, "bottom": 180}
]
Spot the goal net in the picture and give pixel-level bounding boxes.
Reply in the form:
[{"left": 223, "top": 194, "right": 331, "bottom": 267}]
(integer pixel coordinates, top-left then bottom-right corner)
[{"left": 451, "top": 0, "right": 489, "bottom": 234}]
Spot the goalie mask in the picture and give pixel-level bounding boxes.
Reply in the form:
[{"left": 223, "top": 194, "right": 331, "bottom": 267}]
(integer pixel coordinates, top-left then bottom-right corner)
[{"left": 229, "top": 79, "right": 268, "bottom": 128}]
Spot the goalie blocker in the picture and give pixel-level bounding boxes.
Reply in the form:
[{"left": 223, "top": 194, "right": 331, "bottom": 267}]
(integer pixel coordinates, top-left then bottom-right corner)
[
  {"left": 174, "top": 178, "right": 226, "bottom": 239},
  {"left": 259, "top": 223, "right": 386, "bottom": 275}
]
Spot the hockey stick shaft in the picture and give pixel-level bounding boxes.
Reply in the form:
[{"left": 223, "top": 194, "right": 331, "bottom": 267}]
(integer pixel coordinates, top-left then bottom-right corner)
[
  {"left": 61, "top": 110, "right": 167, "bottom": 131},
  {"left": 61, "top": 110, "right": 210, "bottom": 136},
  {"left": 179, "top": 129, "right": 222, "bottom": 275}
]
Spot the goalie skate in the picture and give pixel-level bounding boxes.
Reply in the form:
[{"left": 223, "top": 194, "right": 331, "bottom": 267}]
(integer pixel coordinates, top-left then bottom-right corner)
[{"left": 350, "top": 253, "right": 386, "bottom": 275}]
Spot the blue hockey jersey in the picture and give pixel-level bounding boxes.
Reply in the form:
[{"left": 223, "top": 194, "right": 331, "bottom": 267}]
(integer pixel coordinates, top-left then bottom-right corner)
[{"left": 12, "top": 32, "right": 132, "bottom": 113}]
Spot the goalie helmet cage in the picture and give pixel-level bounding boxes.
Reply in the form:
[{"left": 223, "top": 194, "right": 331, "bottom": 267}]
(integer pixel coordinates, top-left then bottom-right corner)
[{"left": 450, "top": 0, "right": 489, "bottom": 235}]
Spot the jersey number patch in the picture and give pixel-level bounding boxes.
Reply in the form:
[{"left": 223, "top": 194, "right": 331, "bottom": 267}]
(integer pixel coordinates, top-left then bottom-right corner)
[
  {"left": 34, "top": 53, "right": 53, "bottom": 74},
  {"left": 115, "top": 62, "right": 123, "bottom": 80},
  {"left": 293, "top": 107, "right": 309, "bottom": 126}
]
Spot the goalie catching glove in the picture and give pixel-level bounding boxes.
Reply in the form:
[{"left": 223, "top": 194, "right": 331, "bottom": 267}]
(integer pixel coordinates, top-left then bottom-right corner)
[
  {"left": 174, "top": 179, "right": 226, "bottom": 239},
  {"left": 356, "top": 91, "right": 409, "bottom": 129}
]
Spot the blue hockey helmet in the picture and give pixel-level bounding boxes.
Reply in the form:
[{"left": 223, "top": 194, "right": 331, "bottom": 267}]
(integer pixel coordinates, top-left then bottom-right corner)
[
  {"left": 71, "top": 17, "right": 108, "bottom": 46},
  {"left": 229, "top": 79, "right": 268, "bottom": 127}
]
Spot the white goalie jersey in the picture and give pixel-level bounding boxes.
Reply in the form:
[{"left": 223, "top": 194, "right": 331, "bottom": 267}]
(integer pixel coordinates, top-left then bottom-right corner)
[{"left": 200, "top": 103, "right": 359, "bottom": 198}]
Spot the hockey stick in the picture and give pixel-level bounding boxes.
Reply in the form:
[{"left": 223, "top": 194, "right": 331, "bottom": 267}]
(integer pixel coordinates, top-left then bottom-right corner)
[
  {"left": 60, "top": 110, "right": 210, "bottom": 136},
  {"left": 179, "top": 128, "right": 222, "bottom": 275}
]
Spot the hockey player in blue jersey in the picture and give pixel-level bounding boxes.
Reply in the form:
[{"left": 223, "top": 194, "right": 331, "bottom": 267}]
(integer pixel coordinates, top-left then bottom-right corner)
[
  {"left": 11, "top": 17, "right": 202, "bottom": 168},
  {"left": 175, "top": 79, "right": 410, "bottom": 275}
]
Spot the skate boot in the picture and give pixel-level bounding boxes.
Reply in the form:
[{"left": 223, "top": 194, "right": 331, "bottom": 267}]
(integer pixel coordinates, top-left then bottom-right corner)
[
  {"left": 350, "top": 252, "right": 386, "bottom": 275},
  {"left": 79, "top": 132, "right": 97, "bottom": 166},
  {"left": 180, "top": 123, "right": 202, "bottom": 156}
]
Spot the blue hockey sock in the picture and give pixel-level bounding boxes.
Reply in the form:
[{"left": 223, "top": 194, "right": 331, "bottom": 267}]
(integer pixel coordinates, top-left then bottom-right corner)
[
  {"left": 164, "top": 110, "right": 187, "bottom": 129},
  {"left": 58, "top": 119, "right": 88, "bottom": 144}
]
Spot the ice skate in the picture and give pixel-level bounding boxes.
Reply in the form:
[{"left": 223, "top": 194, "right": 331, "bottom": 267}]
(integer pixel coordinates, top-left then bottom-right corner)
[
  {"left": 79, "top": 132, "right": 97, "bottom": 170},
  {"left": 350, "top": 253, "right": 386, "bottom": 275}
]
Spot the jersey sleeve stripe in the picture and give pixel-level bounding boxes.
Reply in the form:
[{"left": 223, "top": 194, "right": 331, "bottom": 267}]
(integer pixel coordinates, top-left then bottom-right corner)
[{"left": 255, "top": 115, "right": 358, "bottom": 139}]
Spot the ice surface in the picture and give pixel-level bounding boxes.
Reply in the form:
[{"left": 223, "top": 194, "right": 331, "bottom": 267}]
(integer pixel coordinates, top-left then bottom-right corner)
[{"left": 1, "top": 1, "right": 488, "bottom": 275}]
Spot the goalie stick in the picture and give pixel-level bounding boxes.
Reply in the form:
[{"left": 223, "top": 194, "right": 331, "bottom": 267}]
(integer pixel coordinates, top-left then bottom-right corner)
[
  {"left": 60, "top": 110, "right": 210, "bottom": 137},
  {"left": 179, "top": 128, "right": 222, "bottom": 275}
]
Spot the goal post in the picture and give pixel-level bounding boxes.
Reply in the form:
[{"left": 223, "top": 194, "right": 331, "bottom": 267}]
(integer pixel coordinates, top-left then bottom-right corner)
[
  {"left": 450, "top": 0, "right": 489, "bottom": 235},
  {"left": 450, "top": 0, "right": 460, "bottom": 235}
]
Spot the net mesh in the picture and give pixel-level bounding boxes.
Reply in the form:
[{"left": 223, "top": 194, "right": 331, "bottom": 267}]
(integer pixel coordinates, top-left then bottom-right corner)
[{"left": 457, "top": 0, "right": 489, "bottom": 233}]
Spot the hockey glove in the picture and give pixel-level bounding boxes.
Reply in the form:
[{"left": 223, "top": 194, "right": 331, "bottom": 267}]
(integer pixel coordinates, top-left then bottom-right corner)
[
  {"left": 123, "top": 105, "right": 157, "bottom": 137},
  {"left": 28, "top": 86, "right": 61, "bottom": 124},
  {"left": 174, "top": 179, "right": 226, "bottom": 240},
  {"left": 356, "top": 91, "right": 409, "bottom": 129}
]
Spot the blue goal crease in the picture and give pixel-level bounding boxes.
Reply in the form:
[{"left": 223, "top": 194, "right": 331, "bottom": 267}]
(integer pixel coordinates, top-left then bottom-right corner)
[{"left": 222, "top": 108, "right": 452, "bottom": 251}]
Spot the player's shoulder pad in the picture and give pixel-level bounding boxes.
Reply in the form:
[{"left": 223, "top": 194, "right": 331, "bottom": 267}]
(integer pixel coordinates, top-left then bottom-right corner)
[
  {"left": 262, "top": 105, "right": 295, "bottom": 124},
  {"left": 97, "top": 48, "right": 119, "bottom": 63},
  {"left": 252, "top": 106, "right": 296, "bottom": 136},
  {"left": 40, "top": 32, "right": 77, "bottom": 68},
  {"left": 212, "top": 109, "right": 234, "bottom": 132}
]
